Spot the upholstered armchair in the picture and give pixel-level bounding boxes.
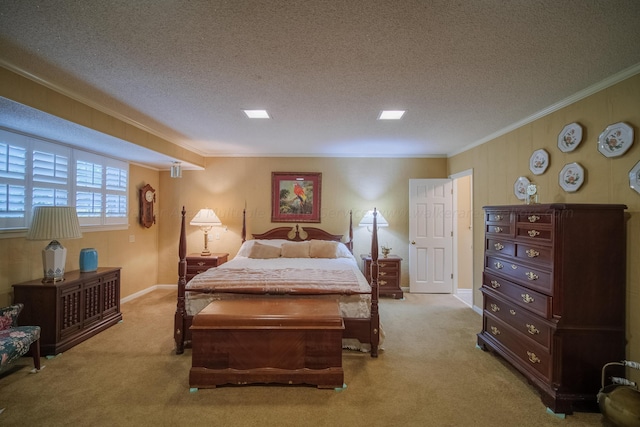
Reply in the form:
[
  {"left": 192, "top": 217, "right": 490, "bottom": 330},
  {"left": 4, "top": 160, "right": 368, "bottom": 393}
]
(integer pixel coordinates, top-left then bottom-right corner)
[{"left": 0, "top": 304, "right": 41, "bottom": 373}]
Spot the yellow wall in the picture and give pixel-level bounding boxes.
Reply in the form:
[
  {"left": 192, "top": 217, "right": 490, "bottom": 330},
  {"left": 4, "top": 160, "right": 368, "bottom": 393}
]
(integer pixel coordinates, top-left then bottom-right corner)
[
  {"left": 0, "top": 163, "right": 160, "bottom": 305},
  {"left": 156, "top": 156, "right": 448, "bottom": 285},
  {"left": 447, "top": 72, "right": 640, "bottom": 377}
]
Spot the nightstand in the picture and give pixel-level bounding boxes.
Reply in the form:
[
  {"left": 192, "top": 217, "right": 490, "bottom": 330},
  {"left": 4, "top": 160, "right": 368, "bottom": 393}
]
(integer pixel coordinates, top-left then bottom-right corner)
[
  {"left": 186, "top": 253, "right": 229, "bottom": 281},
  {"left": 360, "top": 255, "right": 403, "bottom": 299}
]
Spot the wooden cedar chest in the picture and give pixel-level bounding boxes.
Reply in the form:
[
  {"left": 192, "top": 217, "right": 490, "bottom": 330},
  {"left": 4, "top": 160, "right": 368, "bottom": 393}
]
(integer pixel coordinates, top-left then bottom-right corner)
[{"left": 189, "top": 298, "right": 344, "bottom": 389}]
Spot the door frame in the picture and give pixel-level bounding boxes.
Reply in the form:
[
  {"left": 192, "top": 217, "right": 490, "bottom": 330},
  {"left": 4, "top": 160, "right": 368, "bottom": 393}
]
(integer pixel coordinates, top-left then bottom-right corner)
[{"left": 450, "top": 168, "right": 475, "bottom": 308}]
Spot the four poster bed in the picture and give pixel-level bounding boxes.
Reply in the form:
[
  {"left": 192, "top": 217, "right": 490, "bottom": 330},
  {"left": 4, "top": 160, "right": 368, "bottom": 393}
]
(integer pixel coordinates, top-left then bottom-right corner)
[{"left": 174, "top": 207, "right": 382, "bottom": 357}]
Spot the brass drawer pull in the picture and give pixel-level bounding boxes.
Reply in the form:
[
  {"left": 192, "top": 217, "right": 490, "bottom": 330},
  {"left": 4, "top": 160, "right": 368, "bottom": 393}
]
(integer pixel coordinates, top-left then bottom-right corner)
[
  {"left": 490, "top": 326, "right": 500, "bottom": 336},
  {"left": 528, "top": 215, "right": 540, "bottom": 223},
  {"left": 525, "top": 272, "right": 538, "bottom": 281},
  {"left": 490, "top": 280, "right": 501, "bottom": 289},
  {"left": 197, "top": 261, "right": 207, "bottom": 266},
  {"left": 494, "top": 242, "right": 504, "bottom": 250},
  {"left": 495, "top": 214, "right": 503, "bottom": 220},
  {"left": 490, "top": 303, "right": 500, "bottom": 312},
  {"left": 509, "top": 309, "right": 516, "bottom": 315},
  {"left": 511, "top": 264, "right": 518, "bottom": 270},
  {"left": 527, "top": 230, "right": 540, "bottom": 237},
  {"left": 494, "top": 226, "right": 503, "bottom": 233},
  {"left": 379, "top": 272, "right": 387, "bottom": 276},
  {"left": 527, "top": 351, "right": 541, "bottom": 364},
  {"left": 526, "top": 324, "right": 540, "bottom": 335},
  {"left": 526, "top": 248, "right": 539, "bottom": 258},
  {"left": 379, "top": 280, "right": 387, "bottom": 286},
  {"left": 379, "top": 263, "right": 387, "bottom": 268},
  {"left": 521, "top": 293, "right": 535, "bottom": 303},
  {"left": 494, "top": 262, "right": 503, "bottom": 269}
]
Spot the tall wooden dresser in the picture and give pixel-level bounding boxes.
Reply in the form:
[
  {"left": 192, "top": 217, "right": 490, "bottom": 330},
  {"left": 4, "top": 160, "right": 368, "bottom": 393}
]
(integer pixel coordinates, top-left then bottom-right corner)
[{"left": 477, "top": 204, "right": 626, "bottom": 414}]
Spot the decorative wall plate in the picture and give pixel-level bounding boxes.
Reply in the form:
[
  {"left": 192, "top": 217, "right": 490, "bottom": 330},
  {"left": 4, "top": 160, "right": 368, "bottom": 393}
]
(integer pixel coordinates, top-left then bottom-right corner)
[
  {"left": 559, "top": 162, "right": 584, "bottom": 192},
  {"left": 529, "top": 149, "right": 549, "bottom": 175},
  {"left": 630, "top": 161, "right": 640, "bottom": 195},
  {"left": 557, "top": 122, "right": 583, "bottom": 152},
  {"left": 514, "top": 176, "right": 530, "bottom": 200},
  {"left": 598, "top": 122, "right": 634, "bottom": 158}
]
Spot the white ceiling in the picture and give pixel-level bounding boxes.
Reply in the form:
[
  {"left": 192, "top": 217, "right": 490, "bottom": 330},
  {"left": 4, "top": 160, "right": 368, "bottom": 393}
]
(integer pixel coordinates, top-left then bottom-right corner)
[{"left": 1, "top": 1, "right": 640, "bottom": 168}]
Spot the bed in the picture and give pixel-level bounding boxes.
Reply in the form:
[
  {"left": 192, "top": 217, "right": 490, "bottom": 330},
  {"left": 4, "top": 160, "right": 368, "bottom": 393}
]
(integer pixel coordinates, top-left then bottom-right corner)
[{"left": 173, "top": 207, "right": 382, "bottom": 357}]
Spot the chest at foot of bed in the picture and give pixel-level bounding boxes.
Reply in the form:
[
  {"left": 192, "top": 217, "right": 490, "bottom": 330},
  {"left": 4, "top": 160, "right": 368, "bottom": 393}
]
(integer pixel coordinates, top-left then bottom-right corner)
[{"left": 189, "top": 298, "right": 344, "bottom": 389}]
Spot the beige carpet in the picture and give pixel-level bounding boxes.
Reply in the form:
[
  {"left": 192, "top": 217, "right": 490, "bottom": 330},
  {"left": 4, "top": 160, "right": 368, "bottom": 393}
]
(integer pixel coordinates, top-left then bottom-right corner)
[{"left": 0, "top": 289, "right": 607, "bottom": 426}]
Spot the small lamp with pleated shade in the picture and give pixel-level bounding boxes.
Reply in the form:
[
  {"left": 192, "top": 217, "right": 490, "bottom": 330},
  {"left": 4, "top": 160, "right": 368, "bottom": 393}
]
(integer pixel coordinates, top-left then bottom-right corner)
[{"left": 26, "top": 206, "right": 83, "bottom": 282}]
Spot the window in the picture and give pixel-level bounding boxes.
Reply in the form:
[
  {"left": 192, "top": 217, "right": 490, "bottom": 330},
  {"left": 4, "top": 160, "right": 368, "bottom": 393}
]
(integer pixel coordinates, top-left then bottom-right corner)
[{"left": 0, "top": 128, "right": 129, "bottom": 231}]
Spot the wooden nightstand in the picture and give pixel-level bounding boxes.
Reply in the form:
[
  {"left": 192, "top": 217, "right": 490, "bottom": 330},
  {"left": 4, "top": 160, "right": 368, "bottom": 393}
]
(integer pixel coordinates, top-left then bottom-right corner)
[
  {"left": 360, "top": 255, "right": 403, "bottom": 299},
  {"left": 186, "top": 253, "right": 229, "bottom": 281}
]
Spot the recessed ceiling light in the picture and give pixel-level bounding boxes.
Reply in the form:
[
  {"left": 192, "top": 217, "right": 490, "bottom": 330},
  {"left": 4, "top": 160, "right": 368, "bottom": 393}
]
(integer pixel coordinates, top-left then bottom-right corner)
[
  {"left": 243, "top": 109, "right": 270, "bottom": 119},
  {"left": 378, "top": 110, "right": 406, "bottom": 120}
]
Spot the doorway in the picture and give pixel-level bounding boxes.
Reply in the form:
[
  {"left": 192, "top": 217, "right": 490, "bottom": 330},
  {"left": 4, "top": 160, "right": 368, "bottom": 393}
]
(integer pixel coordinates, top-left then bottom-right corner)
[{"left": 451, "top": 170, "right": 474, "bottom": 307}]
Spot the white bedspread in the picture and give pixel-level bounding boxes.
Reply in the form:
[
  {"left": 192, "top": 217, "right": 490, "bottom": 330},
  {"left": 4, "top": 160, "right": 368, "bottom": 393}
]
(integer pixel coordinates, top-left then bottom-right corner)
[{"left": 186, "top": 256, "right": 372, "bottom": 318}]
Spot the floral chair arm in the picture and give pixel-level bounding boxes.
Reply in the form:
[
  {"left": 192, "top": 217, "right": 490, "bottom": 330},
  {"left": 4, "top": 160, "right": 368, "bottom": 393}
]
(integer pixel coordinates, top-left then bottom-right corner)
[{"left": 0, "top": 303, "right": 24, "bottom": 330}]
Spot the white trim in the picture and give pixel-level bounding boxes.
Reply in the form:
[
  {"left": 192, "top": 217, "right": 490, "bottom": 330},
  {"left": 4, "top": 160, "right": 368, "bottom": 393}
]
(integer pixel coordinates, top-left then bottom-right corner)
[
  {"left": 447, "top": 62, "right": 640, "bottom": 157},
  {"left": 120, "top": 284, "right": 176, "bottom": 304}
]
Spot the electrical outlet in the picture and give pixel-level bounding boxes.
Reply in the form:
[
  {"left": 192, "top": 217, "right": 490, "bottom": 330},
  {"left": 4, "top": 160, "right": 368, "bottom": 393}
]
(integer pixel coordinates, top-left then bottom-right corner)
[
  {"left": 215, "top": 232, "right": 221, "bottom": 240},
  {"left": 129, "top": 235, "right": 135, "bottom": 243}
]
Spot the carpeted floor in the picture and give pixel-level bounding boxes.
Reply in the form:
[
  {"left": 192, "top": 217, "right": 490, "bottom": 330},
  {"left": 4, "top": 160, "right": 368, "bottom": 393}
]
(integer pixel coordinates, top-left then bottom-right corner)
[{"left": 0, "top": 289, "right": 608, "bottom": 426}]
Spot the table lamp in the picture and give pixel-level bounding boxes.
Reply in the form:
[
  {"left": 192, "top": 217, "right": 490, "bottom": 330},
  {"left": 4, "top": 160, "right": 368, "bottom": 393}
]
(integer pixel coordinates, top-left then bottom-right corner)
[
  {"left": 26, "top": 206, "right": 83, "bottom": 282},
  {"left": 190, "top": 208, "right": 222, "bottom": 256}
]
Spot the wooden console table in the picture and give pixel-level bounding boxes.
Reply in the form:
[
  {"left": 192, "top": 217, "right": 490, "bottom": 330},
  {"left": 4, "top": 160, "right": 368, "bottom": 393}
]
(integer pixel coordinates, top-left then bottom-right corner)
[{"left": 12, "top": 267, "right": 122, "bottom": 355}]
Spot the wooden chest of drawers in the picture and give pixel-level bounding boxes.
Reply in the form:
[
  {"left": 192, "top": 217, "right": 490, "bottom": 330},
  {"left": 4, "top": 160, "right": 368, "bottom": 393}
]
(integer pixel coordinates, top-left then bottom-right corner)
[
  {"left": 477, "top": 204, "right": 626, "bottom": 414},
  {"left": 186, "top": 253, "right": 228, "bottom": 281},
  {"left": 361, "top": 255, "right": 403, "bottom": 299}
]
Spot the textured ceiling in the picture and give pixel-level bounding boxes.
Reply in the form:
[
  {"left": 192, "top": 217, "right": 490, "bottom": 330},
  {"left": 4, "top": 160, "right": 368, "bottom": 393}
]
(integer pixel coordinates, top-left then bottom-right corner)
[{"left": 1, "top": 0, "right": 640, "bottom": 167}]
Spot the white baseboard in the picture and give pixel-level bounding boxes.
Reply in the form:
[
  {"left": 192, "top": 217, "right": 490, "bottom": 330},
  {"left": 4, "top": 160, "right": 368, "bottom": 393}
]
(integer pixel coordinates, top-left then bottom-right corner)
[{"left": 121, "top": 284, "right": 176, "bottom": 304}]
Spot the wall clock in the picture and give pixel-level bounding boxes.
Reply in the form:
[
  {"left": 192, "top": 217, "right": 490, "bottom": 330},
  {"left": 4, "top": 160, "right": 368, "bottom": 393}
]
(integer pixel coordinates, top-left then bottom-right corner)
[{"left": 139, "top": 183, "right": 156, "bottom": 228}]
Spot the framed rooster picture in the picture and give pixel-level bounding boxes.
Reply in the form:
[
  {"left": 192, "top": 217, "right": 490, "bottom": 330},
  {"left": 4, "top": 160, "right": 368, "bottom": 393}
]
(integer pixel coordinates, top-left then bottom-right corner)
[{"left": 271, "top": 172, "right": 322, "bottom": 223}]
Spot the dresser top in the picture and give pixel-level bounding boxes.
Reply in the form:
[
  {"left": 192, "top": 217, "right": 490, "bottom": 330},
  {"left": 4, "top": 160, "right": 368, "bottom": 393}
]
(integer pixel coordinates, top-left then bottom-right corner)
[{"left": 483, "top": 203, "right": 627, "bottom": 211}]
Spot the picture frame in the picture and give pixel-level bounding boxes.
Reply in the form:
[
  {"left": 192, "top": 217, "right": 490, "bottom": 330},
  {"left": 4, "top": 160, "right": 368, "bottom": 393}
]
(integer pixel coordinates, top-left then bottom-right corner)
[{"left": 271, "top": 172, "right": 322, "bottom": 222}]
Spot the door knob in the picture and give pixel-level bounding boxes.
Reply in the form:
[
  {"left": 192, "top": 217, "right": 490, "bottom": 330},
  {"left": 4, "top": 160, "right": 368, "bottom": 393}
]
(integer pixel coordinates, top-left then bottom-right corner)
[{"left": 411, "top": 241, "right": 416, "bottom": 245}]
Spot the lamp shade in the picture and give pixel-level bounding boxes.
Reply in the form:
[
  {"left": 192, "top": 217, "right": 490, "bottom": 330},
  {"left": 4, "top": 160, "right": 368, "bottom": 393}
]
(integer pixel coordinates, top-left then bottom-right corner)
[
  {"left": 26, "top": 206, "right": 83, "bottom": 241},
  {"left": 190, "top": 208, "right": 222, "bottom": 227},
  {"left": 26, "top": 206, "right": 82, "bottom": 282},
  {"left": 358, "top": 210, "right": 389, "bottom": 227}
]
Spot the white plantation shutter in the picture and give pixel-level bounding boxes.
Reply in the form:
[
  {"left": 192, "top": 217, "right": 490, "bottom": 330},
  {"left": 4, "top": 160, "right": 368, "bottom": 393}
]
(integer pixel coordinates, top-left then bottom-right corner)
[
  {"left": 0, "top": 131, "right": 28, "bottom": 228},
  {"left": 32, "top": 141, "right": 70, "bottom": 208},
  {"left": 0, "top": 128, "right": 129, "bottom": 231}
]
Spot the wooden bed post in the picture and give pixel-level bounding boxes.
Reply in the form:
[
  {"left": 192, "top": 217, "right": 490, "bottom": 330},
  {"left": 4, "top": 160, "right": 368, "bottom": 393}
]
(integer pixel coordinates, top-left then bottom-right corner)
[
  {"left": 241, "top": 208, "right": 246, "bottom": 243},
  {"left": 174, "top": 206, "right": 187, "bottom": 354},
  {"left": 370, "top": 208, "right": 380, "bottom": 357}
]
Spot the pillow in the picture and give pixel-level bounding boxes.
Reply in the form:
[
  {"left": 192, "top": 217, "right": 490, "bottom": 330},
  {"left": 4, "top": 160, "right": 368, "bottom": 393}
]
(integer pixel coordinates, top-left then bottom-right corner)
[
  {"left": 280, "top": 241, "right": 311, "bottom": 258},
  {"left": 248, "top": 242, "right": 282, "bottom": 259},
  {"left": 309, "top": 240, "right": 338, "bottom": 258},
  {"left": 336, "top": 242, "right": 355, "bottom": 259},
  {"left": 236, "top": 239, "right": 289, "bottom": 258}
]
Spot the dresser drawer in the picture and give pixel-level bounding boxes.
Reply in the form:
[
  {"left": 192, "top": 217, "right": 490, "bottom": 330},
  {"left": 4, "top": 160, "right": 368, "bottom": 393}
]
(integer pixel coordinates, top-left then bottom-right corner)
[
  {"left": 483, "top": 291, "right": 553, "bottom": 350},
  {"left": 516, "top": 212, "right": 552, "bottom": 225},
  {"left": 516, "top": 224, "right": 552, "bottom": 243},
  {"left": 484, "top": 315, "right": 551, "bottom": 381},
  {"left": 515, "top": 243, "right": 552, "bottom": 265},
  {"left": 482, "top": 272, "right": 552, "bottom": 318},
  {"left": 486, "top": 238, "right": 515, "bottom": 256},
  {"left": 485, "top": 256, "right": 552, "bottom": 295}
]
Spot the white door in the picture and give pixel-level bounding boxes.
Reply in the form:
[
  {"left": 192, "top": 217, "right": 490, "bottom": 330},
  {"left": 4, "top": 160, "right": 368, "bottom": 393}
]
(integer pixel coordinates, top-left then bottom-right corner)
[{"left": 409, "top": 179, "right": 453, "bottom": 293}]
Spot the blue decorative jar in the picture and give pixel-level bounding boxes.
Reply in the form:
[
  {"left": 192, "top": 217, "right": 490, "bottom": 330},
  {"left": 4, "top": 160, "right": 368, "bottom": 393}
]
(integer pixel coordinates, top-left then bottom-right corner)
[{"left": 79, "top": 248, "right": 98, "bottom": 272}]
